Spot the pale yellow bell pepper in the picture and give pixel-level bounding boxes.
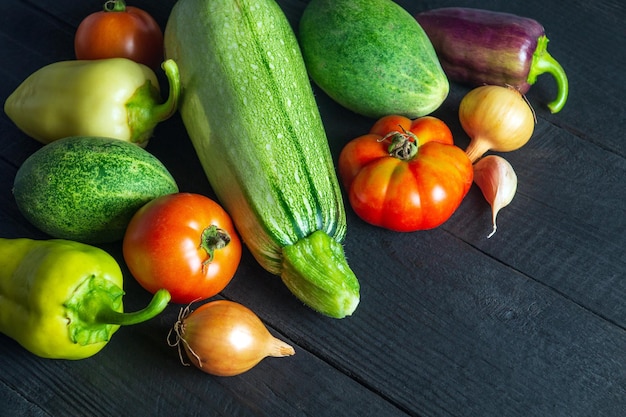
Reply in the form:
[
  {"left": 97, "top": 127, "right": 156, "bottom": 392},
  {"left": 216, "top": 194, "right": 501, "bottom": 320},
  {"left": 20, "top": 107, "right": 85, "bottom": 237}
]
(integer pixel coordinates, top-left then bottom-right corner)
[{"left": 4, "top": 58, "right": 179, "bottom": 147}]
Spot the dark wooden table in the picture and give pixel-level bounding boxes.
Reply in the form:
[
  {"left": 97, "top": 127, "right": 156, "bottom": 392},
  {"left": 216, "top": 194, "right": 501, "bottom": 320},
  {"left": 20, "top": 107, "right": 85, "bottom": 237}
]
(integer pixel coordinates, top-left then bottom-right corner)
[{"left": 2, "top": 1, "right": 625, "bottom": 416}]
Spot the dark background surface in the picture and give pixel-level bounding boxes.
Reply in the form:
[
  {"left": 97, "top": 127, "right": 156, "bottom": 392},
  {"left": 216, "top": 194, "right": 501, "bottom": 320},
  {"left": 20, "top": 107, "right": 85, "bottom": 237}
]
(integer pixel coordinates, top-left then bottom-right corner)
[{"left": 1, "top": 1, "right": 625, "bottom": 416}]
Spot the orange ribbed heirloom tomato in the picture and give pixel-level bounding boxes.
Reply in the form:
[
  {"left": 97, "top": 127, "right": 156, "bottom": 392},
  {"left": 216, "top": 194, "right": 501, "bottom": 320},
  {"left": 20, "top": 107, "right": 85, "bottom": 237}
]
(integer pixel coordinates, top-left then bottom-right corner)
[
  {"left": 338, "top": 115, "right": 473, "bottom": 232},
  {"left": 123, "top": 193, "right": 242, "bottom": 304}
]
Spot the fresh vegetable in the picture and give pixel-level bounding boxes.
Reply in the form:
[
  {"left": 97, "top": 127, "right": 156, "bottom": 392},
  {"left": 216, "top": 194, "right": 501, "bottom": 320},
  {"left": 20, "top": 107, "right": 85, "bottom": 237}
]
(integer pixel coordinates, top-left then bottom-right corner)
[
  {"left": 0, "top": 238, "right": 170, "bottom": 360},
  {"left": 299, "top": 0, "right": 449, "bottom": 119},
  {"left": 168, "top": 300, "right": 295, "bottom": 376},
  {"left": 338, "top": 115, "right": 473, "bottom": 231},
  {"left": 473, "top": 155, "right": 518, "bottom": 238},
  {"left": 123, "top": 193, "right": 242, "bottom": 304},
  {"left": 369, "top": 114, "right": 454, "bottom": 148},
  {"left": 75, "top": 0, "right": 164, "bottom": 69},
  {"left": 459, "top": 85, "right": 536, "bottom": 163},
  {"left": 4, "top": 58, "right": 179, "bottom": 147},
  {"left": 13, "top": 136, "right": 178, "bottom": 244},
  {"left": 415, "top": 7, "right": 568, "bottom": 113},
  {"left": 164, "top": 0, "right": 359, "bottom": 318}
]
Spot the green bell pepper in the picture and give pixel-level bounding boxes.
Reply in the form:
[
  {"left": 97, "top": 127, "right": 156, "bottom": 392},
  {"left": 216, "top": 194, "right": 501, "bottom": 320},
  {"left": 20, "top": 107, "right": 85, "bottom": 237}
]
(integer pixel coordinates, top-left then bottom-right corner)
[
  {"left": 3, "top": 58, "right": 180, "bottom": 147},
  {"left": 0, "top": 238, "right": 170, "bottom": 360}
]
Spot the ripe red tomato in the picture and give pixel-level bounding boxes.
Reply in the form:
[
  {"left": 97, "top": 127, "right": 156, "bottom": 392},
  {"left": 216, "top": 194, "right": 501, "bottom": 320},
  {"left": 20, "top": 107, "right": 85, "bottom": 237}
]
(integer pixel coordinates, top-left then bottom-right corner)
[
  {"left": 369, "top": 115, "right": 454, "bottom": 147},
  {"left": 74, "top": 1, "right": 164, "bottom": 69},
  {"left": 339, "top": 115, "right": 473, "bottom": 232},
  {"left": 123, "top": 193, "right": 242, "bottom": 304}
]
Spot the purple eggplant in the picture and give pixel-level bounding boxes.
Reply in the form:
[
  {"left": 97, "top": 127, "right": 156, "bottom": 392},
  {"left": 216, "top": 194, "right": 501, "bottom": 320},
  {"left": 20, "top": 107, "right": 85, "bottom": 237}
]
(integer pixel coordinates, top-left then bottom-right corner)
[{"left": 415, "top": 7, "right": 568, "bottom": 113}]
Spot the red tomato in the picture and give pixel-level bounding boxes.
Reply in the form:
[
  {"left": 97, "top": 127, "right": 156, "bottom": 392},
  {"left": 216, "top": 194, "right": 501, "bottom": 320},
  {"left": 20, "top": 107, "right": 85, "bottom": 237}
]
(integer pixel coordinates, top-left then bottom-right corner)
[
  {"left": 369, "top": 115, "right": 454, "bottom": 147},
  {"left": 123, "top": 193, "right": 242, "bottom": 304},
  {"left": 74, "top": 1, "right": 164, "bottom": 69},
  {"left": 338, "top": 115, "right": 473, "bottom": 232}
]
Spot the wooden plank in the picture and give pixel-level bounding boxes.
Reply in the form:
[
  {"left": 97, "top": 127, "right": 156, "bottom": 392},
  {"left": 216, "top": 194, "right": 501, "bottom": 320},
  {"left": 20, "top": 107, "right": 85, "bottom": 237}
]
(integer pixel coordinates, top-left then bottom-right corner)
[
  {"left": 440, "top": 106, "right": 626, "bottom": 321},
  {"left": 1, "top": 295, "right": 409, "bottom": 417},
  {"left": 1, "top": 0, "right": 625, "bottom": 416},
  {"left": 224, "top": 221, "right": 626, "bottom": 416}
]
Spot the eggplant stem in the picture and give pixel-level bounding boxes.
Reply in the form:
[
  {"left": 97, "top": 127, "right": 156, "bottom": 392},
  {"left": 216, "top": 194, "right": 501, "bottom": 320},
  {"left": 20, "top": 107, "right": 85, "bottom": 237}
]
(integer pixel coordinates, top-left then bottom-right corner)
[{"left": 527, "top": 35, "right": 569, "bottom": 113}]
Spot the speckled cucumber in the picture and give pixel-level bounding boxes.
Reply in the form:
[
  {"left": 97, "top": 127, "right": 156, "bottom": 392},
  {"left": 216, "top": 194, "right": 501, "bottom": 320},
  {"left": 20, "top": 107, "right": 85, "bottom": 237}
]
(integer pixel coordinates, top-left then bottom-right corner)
[
  {"left": 299, "top": 0, "right": 449, "bottom": 119},
  {"left": 13, "top": 136, "right": 178, "bottom": 244}
]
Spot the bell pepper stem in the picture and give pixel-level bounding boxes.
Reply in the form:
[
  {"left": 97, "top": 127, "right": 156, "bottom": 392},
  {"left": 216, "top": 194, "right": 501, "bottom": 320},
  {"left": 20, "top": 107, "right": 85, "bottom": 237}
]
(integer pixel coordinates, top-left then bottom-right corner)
[
  {"left": 527, "top": 35, "right": 569, "bottom": 113},
  {"left": 127, "top": 59, "right": 181, "bottom": 145},
  {"left": 151, "top": 59, "right": 181, "bottom": 124},
  {"left": 94, "top": 289, "right": 172, "bottom": 326},
  {"left": 67, "top": 275, "right": 171, "bottom": 346}
]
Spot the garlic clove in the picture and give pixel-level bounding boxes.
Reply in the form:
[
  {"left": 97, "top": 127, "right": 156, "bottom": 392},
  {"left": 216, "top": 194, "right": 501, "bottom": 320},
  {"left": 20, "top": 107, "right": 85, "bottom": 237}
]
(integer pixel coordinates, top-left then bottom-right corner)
[{"left": 473, "top": 155, "right": 518, "bottom": 238}]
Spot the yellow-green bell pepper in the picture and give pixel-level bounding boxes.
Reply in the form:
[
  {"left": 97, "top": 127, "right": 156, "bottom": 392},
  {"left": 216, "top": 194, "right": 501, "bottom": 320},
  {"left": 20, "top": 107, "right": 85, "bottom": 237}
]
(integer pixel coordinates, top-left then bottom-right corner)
[
  {"left": 0, "top": 238, "right": 170, "bottom": 360},
  {"left": 3, "top": 58, "right": 180, "bottom": 147}
]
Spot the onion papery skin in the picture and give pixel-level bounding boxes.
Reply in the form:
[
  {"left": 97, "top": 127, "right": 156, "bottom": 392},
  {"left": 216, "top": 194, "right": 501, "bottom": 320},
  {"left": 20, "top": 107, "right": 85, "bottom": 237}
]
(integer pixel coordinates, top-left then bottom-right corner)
[
  {"left": 178, "top": 300, "right": 295, "bottom": 377},
  {"left": 459, "top": 85, "right": 535, "bottom": 163}
]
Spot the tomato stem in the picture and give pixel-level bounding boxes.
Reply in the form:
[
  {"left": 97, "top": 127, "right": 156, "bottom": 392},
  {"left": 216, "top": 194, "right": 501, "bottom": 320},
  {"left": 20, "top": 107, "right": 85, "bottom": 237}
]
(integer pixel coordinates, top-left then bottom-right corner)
[
  {"left": 382, "top": 127, "right": 418, "bottom": 160},
  {"left": 103, "top": 0, "right": 126, "bottom": 13},
  {"left": 200, "top": 225, "right": 231, "bottom": 266}
]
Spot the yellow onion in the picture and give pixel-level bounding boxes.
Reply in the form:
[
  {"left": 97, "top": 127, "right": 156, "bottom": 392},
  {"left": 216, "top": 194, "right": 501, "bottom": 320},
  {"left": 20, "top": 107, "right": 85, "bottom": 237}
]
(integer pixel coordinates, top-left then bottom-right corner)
[
  {"left": 459, "top": 85, "right": 536, "bottom": 162},
  {"left": 473, "top": 155, "right": 518, "bottom": 238},
  {"left": 168, "top": 300, "right": 295, "bottom": 376}
]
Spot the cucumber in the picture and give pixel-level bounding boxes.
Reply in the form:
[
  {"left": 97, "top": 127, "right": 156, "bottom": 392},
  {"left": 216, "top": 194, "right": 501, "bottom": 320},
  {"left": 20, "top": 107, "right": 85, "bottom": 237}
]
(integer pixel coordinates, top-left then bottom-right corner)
[
  {"left": 164, "top": 0, "right": 360, "bottom": 318},
  {"left": 299, "top": 0, "right": 449, "bottom": 119},
  {"left": 13, "top": 136, "right": 178, "bottom": 244}
]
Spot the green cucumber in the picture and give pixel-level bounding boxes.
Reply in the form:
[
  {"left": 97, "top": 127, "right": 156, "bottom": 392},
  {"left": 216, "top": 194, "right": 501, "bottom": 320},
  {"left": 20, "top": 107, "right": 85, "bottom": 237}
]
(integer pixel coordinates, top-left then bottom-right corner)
[
  {"left": 299, "top": 0, "right": 449, "bottom": 118},
  {"left": 13, "top": 136, "right": 178, "bottom": 244},
  {"left": 164, "top": 0, "right": 359, "bottom": 318}
]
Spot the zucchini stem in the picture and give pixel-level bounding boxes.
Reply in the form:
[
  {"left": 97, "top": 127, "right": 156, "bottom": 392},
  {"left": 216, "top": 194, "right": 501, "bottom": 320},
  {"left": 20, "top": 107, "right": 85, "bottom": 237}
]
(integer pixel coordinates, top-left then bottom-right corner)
[{"left": 281, "top": 231, "right": 360, "bottom": 318}]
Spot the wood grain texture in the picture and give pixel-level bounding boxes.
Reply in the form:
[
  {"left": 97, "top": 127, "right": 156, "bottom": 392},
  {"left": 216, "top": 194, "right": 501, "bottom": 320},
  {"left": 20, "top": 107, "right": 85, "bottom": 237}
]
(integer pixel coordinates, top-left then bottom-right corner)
[{"left": 1, "top": 0, "right": 625, "bottom": 416}]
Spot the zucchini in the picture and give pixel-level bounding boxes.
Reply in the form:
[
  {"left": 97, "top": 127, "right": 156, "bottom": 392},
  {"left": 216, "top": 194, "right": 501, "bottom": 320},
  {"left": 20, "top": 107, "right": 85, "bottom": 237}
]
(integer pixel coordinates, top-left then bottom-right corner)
[{"left": 164, "top": 0, "right": 359, "bottom": 318}]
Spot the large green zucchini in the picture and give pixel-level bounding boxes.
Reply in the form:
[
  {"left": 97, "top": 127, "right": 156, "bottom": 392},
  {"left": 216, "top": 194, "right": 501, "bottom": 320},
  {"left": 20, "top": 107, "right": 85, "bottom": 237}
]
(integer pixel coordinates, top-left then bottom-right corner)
[{"left": 164, "top": 0, "right": 359, "bottom": 318}]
